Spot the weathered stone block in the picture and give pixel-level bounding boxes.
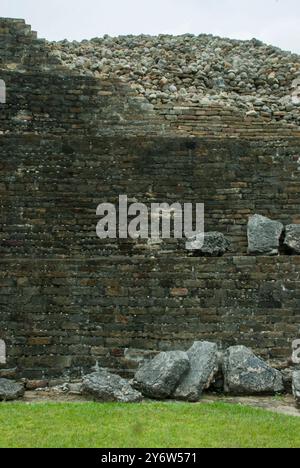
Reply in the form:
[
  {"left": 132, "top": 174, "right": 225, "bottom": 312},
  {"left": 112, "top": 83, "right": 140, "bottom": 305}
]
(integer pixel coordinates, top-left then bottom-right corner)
[
  {"left": 0, "top": 378, "right": 25, "bottom": 401},
  {"left": 133, "top": 351, "right": 190, "bottom": 399},
  {"left": 82, "top": 370, "right": 142, "bottom": 403},
  {"left": 292, "top": 371, "right": 300, "bottom": 407},
  {"left": 173, "top": 341, "right": 219, "bottom": 401},
  {"left": 223, "top": 346, "right": 284, "bottom": 395},
  {"left": 284, "top": 224, "right": 300, "bottom": 254},
  {"left": 186, "top": 232, "right": 230, "bottom": 256},
  {"left": 247, "top": 214, "right": 283, "bottom": 255}
]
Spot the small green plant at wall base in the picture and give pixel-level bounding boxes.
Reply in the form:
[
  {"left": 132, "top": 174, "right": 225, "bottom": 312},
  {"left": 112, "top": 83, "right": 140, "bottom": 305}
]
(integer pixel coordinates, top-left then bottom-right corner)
[{"left": 0, "top": 402, "right": 300, "bottom": 448}]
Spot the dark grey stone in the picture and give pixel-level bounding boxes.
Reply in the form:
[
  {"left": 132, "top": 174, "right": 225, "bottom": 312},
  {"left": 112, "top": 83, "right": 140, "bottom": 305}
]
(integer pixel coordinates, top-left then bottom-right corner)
[
  {"left": 292, "top": 371, "right": 300, "bottom": 407},
  {"left": 284, "top": 224, "right": 300, "bottom": 254},
  {"left": 186, "top": 231, "right": 230, "bottom": 256},
  {"left": 281, "top": 368, "right": 293, "bottom": 394},
  {"left": 0, "top": 378, "right": 25, "bottom": 401},
  {"left": 223, "top": 346, "right": 284, "bottom": 395},
  {"left": 173, "top": 341, "right": 219, "bottom": 401},
  {"left": 247, "top": 214, "right": 283, "bottom": 255},
  {"left": 133, "top": 351, "right": 190, "bottom": 399},
  {"left": 82, "top": 370, "right": 142, "bottom": 403}
]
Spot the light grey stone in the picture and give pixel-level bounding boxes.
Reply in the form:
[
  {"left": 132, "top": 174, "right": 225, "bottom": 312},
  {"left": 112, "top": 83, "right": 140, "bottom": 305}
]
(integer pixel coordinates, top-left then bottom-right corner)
[
  {"left": 292, "top": 371, "right": 300, "bottom": 407},
  {"left": 0, "top": 378, "right": 25, "bottom": 401},
  {"left": 82, "top": 370, "right": 142, "bottom": 403},
  {"left": 284, "top": 224, "right": 300, "bottom": 254},
  {"left": 247, "top": 214, "right": 283, "bottom": 255},
  {"left": 223, "top": 346, "right": 284, "bottom": 395},
  {"left": 133, "top": 351, "right": 189, "bottom": 399},
  {"left": 173, "top": 341, "right": 219, "bottom": 401},
  {"left": 186, "top": 231, "right": 230, "bottom": 256}
]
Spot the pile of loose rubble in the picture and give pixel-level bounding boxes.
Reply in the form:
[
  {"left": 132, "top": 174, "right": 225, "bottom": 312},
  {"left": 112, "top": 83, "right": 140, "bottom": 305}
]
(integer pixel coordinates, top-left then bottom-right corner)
[{"left": 47, "top": 34, "right": 300, "bottom": 125}]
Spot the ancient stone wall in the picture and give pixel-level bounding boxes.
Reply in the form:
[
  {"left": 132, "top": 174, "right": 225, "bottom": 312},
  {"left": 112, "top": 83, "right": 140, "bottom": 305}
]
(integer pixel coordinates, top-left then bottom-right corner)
[
  {"left": 1, "top": 19, "right": 300, "bottom": 381},
  {"left": 0, "top": 256, "right": 299, "bottom": 381},
  {"left": 1, "top": 134, "right": 300, "bottom": 257},
  {"left": 0, "top": 18, "right": 38, "bottom": 67}
]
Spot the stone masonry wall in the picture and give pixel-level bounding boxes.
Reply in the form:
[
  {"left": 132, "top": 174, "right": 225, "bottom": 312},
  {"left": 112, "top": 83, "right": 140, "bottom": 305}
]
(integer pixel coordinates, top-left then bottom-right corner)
[
  {"left": 1, "top": 19, "right": 300, "bottom": 381},
  {"left": 1, "top": 134, "right": 300, "bottom": 257},
  {"left": 0, "top": 256, "right": 299, "bottom": 381},
  {"left": 0, "top": 18, "right": 38, "bottom": 67}
]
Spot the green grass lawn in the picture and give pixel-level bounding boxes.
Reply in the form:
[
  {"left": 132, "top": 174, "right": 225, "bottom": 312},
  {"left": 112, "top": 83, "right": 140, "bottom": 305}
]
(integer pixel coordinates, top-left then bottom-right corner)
[{"left": 0, "top": 401, "right": 299, "bottom": 448}]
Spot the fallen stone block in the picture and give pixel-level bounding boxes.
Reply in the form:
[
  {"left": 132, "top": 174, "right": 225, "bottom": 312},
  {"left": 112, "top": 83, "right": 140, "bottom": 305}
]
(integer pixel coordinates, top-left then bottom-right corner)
[
  {"left": 82, "top": 369, "right": 142, "bottom": 403},
  {"left": 186, "top": 231, "right": 230, "bottom": 256},
  {"left": 0, "top": 378, "right": 25, "bottom": 401},
  {"left": 223, "top": 346, "right": 284, "bottom": 395},
  {"left": 284, "top": 224, "right": 300, "bottom": 254},
  {"left": 173, "top": 341, "right": 219, "bottom": 401},
  {"left": 133, "top": 351, "right": 189, "bottom": 399},
  {"left": 247, "top": 214, "right": 283, "bottom": 255},
  {"left": 292, "top": 371, "right": 300, "bottom": 407}
]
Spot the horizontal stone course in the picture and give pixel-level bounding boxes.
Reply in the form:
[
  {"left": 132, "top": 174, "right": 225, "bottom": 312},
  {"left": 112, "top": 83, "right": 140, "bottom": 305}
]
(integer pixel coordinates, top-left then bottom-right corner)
[
  {"left": 1, "top": 133, "right": 300, "bottom": 257},
  {"left": 0, "top": 256, "right": 299, "bottom": 379}
]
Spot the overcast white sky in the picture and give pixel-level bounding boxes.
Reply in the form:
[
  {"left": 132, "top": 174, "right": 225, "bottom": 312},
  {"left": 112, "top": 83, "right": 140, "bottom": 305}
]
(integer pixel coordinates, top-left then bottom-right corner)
[{"left": 1, "top": 0, "right": 300, "bottom": 53}]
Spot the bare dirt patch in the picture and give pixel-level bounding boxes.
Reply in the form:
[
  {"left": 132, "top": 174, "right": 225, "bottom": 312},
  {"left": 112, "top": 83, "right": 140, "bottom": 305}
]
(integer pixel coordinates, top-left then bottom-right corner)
[{"left": 21, "top": 390, "right": 300, "bottom": 417}]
